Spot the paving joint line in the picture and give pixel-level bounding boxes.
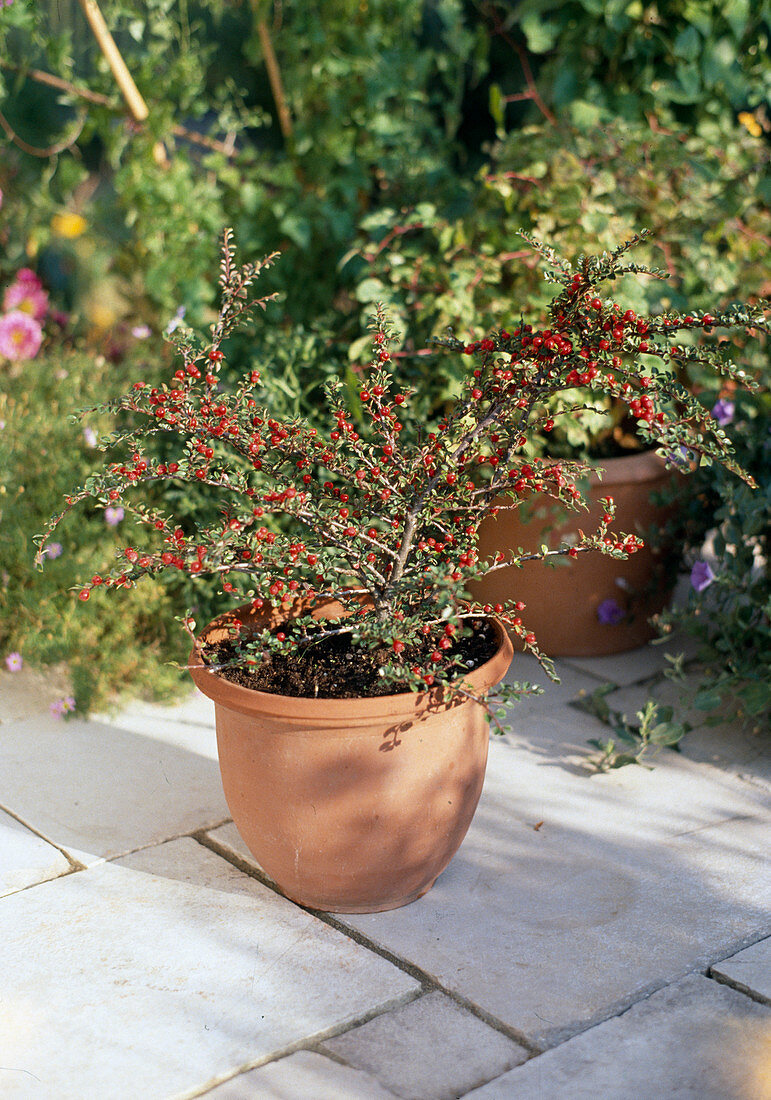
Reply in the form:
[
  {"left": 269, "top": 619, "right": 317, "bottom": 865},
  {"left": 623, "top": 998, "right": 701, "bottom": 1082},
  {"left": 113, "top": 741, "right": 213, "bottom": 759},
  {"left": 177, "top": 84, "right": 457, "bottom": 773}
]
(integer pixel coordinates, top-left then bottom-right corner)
[
  {"left": 0, "top": 801, "right": 86, "bottom": 873},
  {"left": 193, "top": 828, "right": 543, "bottom": 1057},
  {"left": 176, "top": 988, "right": 422, "bottom": 1099},
  {"left": 97, "top": 818, "right": 235, "bottom": 865}
]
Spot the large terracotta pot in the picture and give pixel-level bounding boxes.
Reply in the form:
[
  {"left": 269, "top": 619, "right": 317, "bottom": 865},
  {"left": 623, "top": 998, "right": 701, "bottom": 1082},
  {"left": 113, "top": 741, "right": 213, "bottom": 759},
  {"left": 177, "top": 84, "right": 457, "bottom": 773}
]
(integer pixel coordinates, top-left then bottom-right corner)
[
  {"left": 472, "top": 451, "right": 680, "bottom": 657},
  {"left": 189, "top": 599, "right": 513, "bottom": 913}
]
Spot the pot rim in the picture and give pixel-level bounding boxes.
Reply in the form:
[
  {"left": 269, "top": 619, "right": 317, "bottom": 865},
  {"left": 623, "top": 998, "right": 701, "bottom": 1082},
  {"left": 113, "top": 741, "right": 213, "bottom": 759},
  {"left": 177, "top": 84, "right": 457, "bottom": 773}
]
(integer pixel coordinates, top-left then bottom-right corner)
[{"left": 188, "top": 603, "right": 513, "bottom": 723}]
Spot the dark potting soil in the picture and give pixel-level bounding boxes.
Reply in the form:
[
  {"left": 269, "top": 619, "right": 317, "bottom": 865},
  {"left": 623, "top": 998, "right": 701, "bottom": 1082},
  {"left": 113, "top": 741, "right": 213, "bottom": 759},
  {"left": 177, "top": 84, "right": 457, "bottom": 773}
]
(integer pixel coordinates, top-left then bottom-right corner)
[{"left": 204, "top": 618, "right": 499, "bottom": 699}]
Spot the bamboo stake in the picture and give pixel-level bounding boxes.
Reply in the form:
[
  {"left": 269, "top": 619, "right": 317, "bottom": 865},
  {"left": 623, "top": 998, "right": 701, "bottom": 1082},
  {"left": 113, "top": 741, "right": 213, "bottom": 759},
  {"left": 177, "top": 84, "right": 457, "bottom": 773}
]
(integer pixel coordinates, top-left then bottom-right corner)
[
  {"left": 250, "top": 2, "right": 293, "bottom": 141},
  {"left": 76, "top": 0, "right": 149, "bottom": 123}
]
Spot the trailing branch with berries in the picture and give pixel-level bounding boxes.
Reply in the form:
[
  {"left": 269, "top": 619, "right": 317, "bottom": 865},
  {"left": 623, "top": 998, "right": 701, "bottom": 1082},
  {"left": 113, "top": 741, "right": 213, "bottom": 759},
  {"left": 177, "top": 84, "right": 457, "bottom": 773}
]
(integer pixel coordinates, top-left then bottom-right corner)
[{"left": 36, "top": 228, "right": 768, "bottom": 718}]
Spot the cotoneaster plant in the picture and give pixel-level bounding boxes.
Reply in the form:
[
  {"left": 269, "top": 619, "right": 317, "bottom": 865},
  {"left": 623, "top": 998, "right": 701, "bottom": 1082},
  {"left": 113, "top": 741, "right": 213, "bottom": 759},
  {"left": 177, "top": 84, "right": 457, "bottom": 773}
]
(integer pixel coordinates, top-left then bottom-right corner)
[{"left": 37, "top": 229, "right": 767, "bottom": 722}]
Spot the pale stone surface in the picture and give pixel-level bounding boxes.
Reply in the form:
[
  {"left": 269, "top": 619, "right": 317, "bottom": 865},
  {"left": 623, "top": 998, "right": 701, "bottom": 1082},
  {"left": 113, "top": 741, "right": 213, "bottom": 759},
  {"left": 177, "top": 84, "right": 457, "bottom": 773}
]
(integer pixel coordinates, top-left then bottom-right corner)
[
  {"left": 602, "top": 673, "right": 769, "bottom": 796},
  {"left": 322, "top": 991, "right": 529, "bottom": 1099},
  {"left": 0, "top": 714, "right": 229, "bottom": 864},
  {"left": 712, "top": 937, "right": 771, "bottom": 1005},
  {"left": 606, "top": 676, "right": 771, "bottom": 790},
  {"left": 561, "top": 636, "right": 683, "bottom": 685},
  {"left": 0, "top": 840, "right": 418, "bottom": 1100},
  {"left": 205, "top": 1051, "right": 398, "bottom": 1099},
  {"left": 503, "top": 653, "right": 592, "bottom": 721},
  {"left": 464, "top": 974, "right": 771, "bottom": 1100},
  {"left": 94, "top": 687, "right": 217, "bottom": 753},
  {"left": 0, "top": 666, "right": 72, "bottom": 724},
  {"left": 337, "top": 735, "right": 771, "bottom": 1048},
  {"left": 501, "top": 700, "right": 615, "bottom": 765},
  {"left": 0, "top": 810, "right": 71, "bottom": 897}
]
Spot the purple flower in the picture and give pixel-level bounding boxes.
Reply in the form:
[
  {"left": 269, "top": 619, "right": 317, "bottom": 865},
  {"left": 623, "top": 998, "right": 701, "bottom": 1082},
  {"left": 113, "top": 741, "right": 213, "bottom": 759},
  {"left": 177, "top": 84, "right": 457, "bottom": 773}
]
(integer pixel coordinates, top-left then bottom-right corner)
[
  {"left": 711, "top": 398, "right": 735, "bottom": 427},
  {"left": 0, "top": 311, "right": 44, "bottom": 361},
  {"left": 42, "top": 542, "right": 63, "bottom": 560},
  {"left": 4, "top": 652, "right": 23, "bottom": 672},
  {"left": 83, "top": 426, "right": 98, "bottom": 448},
  {"left": 131, "top": 324, "right": 151, "bottom": 339},
  {"left": 690, "top": 560, "right": 715, "bottom": 593},
  {"left": 104, "top": 505, "right": 125, "bottom": 527},
  {"left": 597, "top": 598, "right": 625, "bottom": 625}
]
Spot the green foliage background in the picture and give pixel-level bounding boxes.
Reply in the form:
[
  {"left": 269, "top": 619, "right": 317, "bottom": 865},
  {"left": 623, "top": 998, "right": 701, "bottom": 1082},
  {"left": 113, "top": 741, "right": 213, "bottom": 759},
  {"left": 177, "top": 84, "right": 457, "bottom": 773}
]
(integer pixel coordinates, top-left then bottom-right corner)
[{"left": 0, "top": 0, "right": 768, "bottom": 718}]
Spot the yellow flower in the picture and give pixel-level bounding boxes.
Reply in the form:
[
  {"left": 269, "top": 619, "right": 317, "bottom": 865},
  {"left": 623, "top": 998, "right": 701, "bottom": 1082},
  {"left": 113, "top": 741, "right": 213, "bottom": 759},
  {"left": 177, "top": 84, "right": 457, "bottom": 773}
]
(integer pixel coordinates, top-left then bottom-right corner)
[
  {"left": 738, "top": 112, "right": 762, "bottom": 138},
  {"left": 51, "top": 212, "right": 88, "bottom": 239}
]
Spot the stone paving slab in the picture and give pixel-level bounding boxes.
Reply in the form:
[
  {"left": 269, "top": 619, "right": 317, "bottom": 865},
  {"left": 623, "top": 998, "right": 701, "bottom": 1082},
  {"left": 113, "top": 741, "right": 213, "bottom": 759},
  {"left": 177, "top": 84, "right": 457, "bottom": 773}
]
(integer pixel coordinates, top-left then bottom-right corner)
[
  {"left": 605, "top": 677, "right": 771, "bottom": 789},
  {"left": 0, "top": 666, "right": 73, "bottom": 724},
  {"left": 502, "top": 654, "right": 590, "bottom": 722},
  {"left": 712, "top": 937, "right": 771, "bottom": 1006},
  {"left": 203, "top": 1050, "right": 398, "bottom": 1098},
  {"left": 321, "top": 990, "right": 529, "bottom": 1100},
  {"left": 560, "top": 635, "right": 684, "bottom": 686},
  {"left": 0, "top": 714, "right": 229, "bottom": 864},
  {"left": 0, "top": 839, "right": 418, "bottom": 1100},
  {"left": 334, "top": 732, "right": 771, "bottom": 1048},
  {"left": 0, "top": 809, "right": 72, "bottom": 898},
  {"left": 464, "top": 973, "right": 771, "bottom": 1100},
  {"left": 94, "top": 687, "right": 217, "bottom": 747}
]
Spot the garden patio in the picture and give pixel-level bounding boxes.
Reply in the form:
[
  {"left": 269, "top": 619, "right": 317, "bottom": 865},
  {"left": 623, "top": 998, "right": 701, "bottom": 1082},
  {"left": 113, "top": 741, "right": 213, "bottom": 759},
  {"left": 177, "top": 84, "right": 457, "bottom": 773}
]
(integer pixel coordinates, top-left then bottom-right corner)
[
  {"left": 2, "top": 634, "right": 768, "bottom": 1099},
  {"left": 1, "top": 3, "right": 769, "bottom": 1097}
]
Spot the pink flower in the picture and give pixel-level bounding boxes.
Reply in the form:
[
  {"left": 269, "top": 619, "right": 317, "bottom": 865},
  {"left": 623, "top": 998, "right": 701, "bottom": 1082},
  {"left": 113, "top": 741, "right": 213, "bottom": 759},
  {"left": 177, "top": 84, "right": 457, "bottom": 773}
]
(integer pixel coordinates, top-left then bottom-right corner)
[
  {"left": 5, "top": 652, "right": 23, "bottom": 672},
  {"left": 104, "top": 505, "right": 125, "bottom": 526},
  {"left": 50, "top": 695, "right": 76, "bottom": 719},
  {"left": 0, "top": 311, "right": 43, "bottom": 361},
  {"left": 3, "top": 279, "right": 48, "bottom": 321},
  {"left": 15, "top": 268, "right": 43, "bottom": 287}
]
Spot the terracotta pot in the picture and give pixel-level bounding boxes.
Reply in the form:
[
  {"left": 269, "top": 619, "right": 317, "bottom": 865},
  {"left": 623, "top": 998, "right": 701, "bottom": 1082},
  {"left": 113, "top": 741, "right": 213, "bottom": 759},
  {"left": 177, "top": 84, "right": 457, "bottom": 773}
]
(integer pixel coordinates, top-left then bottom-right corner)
[
  {"left": 189, "top": 599, "right": 513, "bottom": 913},
  {"left": 471, "top": 451, "right": 680, "bottom": 657}
]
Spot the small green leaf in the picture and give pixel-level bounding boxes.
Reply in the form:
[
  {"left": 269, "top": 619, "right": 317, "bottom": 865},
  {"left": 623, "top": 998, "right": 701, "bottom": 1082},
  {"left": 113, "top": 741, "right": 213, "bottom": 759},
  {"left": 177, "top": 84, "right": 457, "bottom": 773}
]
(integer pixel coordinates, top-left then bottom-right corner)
[
  {"left": 519, "top": 13, "right": 559, "bottom": 53},
  {"left": 673, "top": 25, "right": 701, "bottom": 61}
]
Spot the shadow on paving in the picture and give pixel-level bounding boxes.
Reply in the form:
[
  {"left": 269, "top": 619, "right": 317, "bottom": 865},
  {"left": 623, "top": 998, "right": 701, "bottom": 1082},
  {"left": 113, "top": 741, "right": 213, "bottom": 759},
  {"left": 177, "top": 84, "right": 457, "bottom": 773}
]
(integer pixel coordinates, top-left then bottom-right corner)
[{"left": 0, "top": 698, "right": 768, "bottom": 1084}]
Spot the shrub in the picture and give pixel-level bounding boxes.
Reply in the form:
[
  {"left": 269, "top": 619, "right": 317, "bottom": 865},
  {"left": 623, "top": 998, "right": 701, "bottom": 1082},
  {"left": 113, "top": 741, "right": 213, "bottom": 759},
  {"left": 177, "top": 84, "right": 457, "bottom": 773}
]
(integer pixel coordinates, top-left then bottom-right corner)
[{"left": 0, "top": 345, "right": 189, "bottom": 713}]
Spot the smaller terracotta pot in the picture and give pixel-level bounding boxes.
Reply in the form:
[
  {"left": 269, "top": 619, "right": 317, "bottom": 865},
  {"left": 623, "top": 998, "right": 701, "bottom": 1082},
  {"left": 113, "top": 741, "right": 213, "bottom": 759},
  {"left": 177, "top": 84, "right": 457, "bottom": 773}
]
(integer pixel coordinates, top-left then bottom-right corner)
[
  {"left": 471, "top": 451, "right": 680, "bottom": 657},
  {"left": 189, "top": 599, "right": 513, "bottom": 913}
]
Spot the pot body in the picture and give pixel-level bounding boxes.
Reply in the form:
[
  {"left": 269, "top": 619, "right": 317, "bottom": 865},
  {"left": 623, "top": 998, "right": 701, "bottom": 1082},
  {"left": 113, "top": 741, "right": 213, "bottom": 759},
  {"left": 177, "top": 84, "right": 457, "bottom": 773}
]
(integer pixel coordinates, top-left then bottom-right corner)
[
  {"left": 472, "top": 451, "right": 680, "bottom": 657},
  {"left": 189, "top": 600, "right": 513, "bottom": 913}
]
